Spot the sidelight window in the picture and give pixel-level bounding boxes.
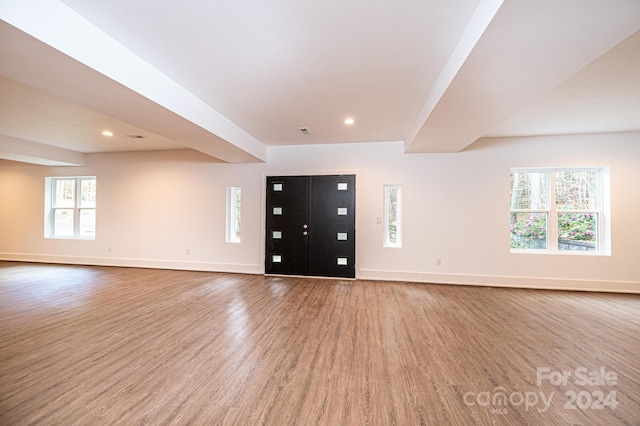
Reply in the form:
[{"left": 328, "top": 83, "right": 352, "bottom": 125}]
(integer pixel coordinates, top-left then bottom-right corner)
[
  {"left": 226, "top": 186, "right": 242, "bottom": 243},
  {"left": 383, "top": 185, "right": 402, "bottom": 248}
]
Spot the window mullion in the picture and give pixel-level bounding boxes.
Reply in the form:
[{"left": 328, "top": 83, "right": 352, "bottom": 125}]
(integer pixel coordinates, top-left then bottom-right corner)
[
  {"left": 74, "top": 178, "right": 81, "bottom": 237},
  {"left": 548, "top": 172, "right": 558, "bottom": 251},
  {"left": 50, "top": 179, "right": 55, "bottom": 236},
  {"left": 597, "top": 170, "right": 604, "bottom": 253}
]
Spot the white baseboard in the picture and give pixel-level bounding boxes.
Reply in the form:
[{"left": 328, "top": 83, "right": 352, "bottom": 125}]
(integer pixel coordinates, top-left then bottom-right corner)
[
  {"left": 357, "top": 269, "right": 640, "bottom": 294},
  {"left": 0, "top": 252, "right": 261, "bottom": 275},
  {"left": 1, "top": 253, "right": 637, "bottom": 293}
]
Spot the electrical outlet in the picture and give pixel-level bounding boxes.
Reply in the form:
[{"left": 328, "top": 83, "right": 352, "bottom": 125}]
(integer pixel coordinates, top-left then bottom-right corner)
[
  {"left": 436, "top": 258, "right": 442, "bottom": 266},
  {"left": 108, "top": 246, "right": 112, "bottom": 253},
  {"left": 186, "top": 249, "right": 190, "bottom": 256}
]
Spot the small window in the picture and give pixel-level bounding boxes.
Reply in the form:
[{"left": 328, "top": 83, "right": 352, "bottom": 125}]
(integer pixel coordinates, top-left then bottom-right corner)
[
  {"left": 510, "top": 168, "right": 608, "bottom": 254},
  {"left": 226, "top": 186, "right": 242, "bottom": 243},
  {"left": 383, "top": 185, "right": 402, "bottom": 248},
  {"left": 45, "top": 176, "right": 96, "bottom": 239}
]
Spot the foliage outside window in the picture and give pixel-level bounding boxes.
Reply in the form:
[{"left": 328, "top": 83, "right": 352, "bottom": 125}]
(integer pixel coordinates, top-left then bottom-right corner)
[
  {"left": 226, "top": 187, "right": 241, "bottom": 243},
  {"left": 45, "top": 177, "right": 96, "bottom": 239},
  {"left": 384, "top": 185, "right": 402, "bottom": 248},
  {"left": 510, "top": 169, "right": 604, "bottom": 253}
]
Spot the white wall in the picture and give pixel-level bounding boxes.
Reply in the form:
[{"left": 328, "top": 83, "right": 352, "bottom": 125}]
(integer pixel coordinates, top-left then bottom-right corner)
[
  {"left": 0, "top": 150, "right": 266, "bottom": 273},
  {"left": 1, "top": 132, "right": 639, "bottom": 292}
]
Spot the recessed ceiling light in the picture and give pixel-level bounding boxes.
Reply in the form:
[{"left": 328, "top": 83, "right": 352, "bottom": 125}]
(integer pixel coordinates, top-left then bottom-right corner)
[
  {"left": 344, "top": 118, "right": 355, "bottom": 125},
  {"left": 101, "top": 130, "right": 113, "bottom": 137}
]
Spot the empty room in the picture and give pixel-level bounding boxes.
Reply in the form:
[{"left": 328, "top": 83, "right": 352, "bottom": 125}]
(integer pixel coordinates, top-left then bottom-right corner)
[{"left": 1, "top": 0, "right": 639, "bottom": 424}]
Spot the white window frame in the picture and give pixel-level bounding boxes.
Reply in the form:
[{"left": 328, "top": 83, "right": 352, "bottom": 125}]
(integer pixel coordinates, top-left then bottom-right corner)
[
  {"left": 383, "top": 185, "right": 402, "bottom": 248},
  {"left": 44, "top": 176, "right": 97, "bottom": 240},
  {"left": 510, "top": 167, "right": 609, "bottom": 255},
  {"left": 226, "top": 186, "right": 242, "bottom": 243}
]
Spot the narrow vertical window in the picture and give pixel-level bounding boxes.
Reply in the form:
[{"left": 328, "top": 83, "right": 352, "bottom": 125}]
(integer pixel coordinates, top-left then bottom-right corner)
[
  {"left": 226, "top": 186, "right": 242, "bottom": 243},
  {"left": 383, "top": 185, "right": 402, "bottom": 248}
]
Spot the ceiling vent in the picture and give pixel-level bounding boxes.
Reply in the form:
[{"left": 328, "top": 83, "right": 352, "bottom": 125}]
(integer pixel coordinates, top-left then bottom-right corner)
[
  {"left": 298, "top": 127, "right": 310, "bottom": 135},
  {"left": 126, "top": 134, "right": 146, "bottom": 139}
]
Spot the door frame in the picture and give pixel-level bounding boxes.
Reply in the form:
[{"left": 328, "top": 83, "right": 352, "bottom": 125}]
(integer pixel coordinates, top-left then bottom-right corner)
[{"left": 260, "top": 170, "right": 360, "bottom": 278}]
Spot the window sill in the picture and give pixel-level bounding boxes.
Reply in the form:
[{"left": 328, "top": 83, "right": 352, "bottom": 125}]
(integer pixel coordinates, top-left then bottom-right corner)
[
  {"left": 510, "top": 249, "right": 609, "bottom": 256},
  {"left": 45, "top": 236, "right": 96, "bottom": 241}
]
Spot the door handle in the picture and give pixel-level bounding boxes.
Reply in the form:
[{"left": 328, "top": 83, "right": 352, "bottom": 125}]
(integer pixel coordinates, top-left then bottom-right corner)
[
  {"left": 303, "top": 224, "right": 308, "bottom": 229},
  {"left": 303, "top": 231, "right": 308, "bottom": 236}
]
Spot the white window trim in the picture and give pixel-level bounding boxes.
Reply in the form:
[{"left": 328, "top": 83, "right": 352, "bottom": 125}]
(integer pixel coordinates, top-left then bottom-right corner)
[
  {"left": 44, "top": 176, "right": 97, "bottom": 240},
  {"left": 510, "top": 167, "right": 609, "bottom": 256},
  {"left": 383, "top": 184, "right": 402, "bottom": 248},
  {"left": 226, "top": 186, "right": 242, "bottom": 243}
]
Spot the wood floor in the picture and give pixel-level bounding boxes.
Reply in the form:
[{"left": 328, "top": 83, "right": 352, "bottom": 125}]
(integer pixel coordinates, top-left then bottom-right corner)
[{"left": 0, "top": 262, "right": 638, "bottom": 425}]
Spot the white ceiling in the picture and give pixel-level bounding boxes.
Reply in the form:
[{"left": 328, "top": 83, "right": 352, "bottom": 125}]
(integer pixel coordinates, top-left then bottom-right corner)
[
  {"left": 1, "top": 0, "right": 639, "bottom": 165},
  {"left": 486, "top": 28, "right": 640, "bottom": 138}
]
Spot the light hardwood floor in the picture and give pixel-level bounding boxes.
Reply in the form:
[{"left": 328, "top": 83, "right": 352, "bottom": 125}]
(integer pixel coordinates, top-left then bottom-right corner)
[{"left": 0, "top": 261, "right": 638, "bottom": 425}]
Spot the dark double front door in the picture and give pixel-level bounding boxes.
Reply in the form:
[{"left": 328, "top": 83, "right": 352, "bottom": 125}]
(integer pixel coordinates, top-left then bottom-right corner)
[{"left": 265, "top": 175, "right": 355, "bottom": 278}]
